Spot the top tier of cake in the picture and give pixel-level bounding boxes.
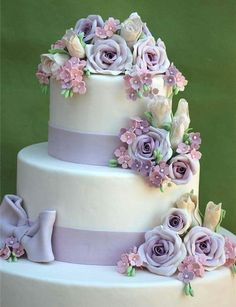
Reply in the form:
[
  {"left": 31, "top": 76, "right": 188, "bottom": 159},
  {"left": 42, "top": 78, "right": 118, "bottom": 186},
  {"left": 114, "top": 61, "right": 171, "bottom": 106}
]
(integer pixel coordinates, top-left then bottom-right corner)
[{"left": 49, "top": 74, "right": 171, "bottom": 135}]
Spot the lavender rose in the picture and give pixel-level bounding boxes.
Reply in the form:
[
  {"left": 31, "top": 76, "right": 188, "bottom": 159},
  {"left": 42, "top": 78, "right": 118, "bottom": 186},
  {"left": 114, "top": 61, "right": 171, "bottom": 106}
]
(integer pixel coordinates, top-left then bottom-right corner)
[
  {"left": 162, "top": 208, "right": 191, "bottom": 235},
  {"left": 184, "top": 226, "right": 226, "bottom": 270},
  {"left": 128, "top": 126, "right": 172, "bottom": 163},
  {"left": 133, "top": 37, "right": 170, "bottom": 73},
  {"left": 74, "top": 15, "right": 104, "bottom": 42},
  {"left": 85, "top": 35, "right": 133, "bottom": 75},
  {"left": 138, "top": 226, "right": 187, "bottom": 276},
  {"left": 169, "top": 154, "right": 198, "bottom": 185}
]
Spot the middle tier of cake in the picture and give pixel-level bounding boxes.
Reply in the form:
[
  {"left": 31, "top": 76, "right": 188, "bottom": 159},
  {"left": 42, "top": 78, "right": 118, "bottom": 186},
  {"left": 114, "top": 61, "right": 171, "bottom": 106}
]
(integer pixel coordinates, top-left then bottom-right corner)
[{"left": 17, "top": 142, "right": 200, "bottom": 265}]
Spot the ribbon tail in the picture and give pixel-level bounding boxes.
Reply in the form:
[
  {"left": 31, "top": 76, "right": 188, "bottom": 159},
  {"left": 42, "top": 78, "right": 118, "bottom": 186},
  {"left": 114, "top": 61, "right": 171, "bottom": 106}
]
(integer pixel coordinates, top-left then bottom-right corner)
[
  {"left": 0, "top": 195, "right": 28, "bottom": 248},
  {"left": 22, "top": 210, "right": 56, "bottom": 262}
]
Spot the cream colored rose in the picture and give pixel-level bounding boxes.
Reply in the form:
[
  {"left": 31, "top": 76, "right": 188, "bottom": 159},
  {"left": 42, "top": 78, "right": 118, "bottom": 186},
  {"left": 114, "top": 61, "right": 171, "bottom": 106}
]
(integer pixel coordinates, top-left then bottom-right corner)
[
  {"left": 120, "top": 12, "right": 143, "bottom": 48},
  {"left": 63, "top": 29, "right": 85, "bottom": 58},
  {"left": 170, "top": 98, "right": 190, "bottom": 149},
  {"left": 203, "top": 201, "right": 222, "bottom": 231},
  {"left": 148, "top": 96, "right": 172, "bottom": 128},
  {"left": 40, "top": 53, "right": 69, "bottom": 76},
  {"left": 176, "top": 191, "right": 202, "bottom": 227}
]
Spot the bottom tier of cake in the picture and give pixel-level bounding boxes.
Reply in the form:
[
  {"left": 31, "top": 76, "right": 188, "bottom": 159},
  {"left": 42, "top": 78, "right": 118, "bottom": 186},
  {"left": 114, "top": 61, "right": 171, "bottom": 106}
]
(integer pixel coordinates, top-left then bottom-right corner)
[{"left": 1, "top": 258, "right": 235, "bottom": 307}]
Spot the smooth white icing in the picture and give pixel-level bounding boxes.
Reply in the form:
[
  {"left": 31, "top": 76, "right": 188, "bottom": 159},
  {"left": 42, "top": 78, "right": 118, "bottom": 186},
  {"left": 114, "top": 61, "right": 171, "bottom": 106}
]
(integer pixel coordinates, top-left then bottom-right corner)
[
  {"left": 17, "top": 143, "right": 199, "bottom": 232},
  {"left": 1, "top": 259, "right": 235, "bottom": 307},
  {"left": 49, "top": 75, "right": 171, "bottom": 134}
]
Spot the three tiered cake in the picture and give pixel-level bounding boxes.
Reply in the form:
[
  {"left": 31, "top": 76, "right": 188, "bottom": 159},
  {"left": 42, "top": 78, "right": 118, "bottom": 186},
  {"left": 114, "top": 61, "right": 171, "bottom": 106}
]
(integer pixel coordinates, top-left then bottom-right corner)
[{"left": 1, "top": 13, "right": 235, "bottom": 307}]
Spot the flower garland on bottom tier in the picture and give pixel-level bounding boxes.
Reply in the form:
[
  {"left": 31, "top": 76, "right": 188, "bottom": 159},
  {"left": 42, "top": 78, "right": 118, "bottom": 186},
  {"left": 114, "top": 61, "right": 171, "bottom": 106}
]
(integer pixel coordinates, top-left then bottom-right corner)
[{"left": 116, "top": 192, "right": 236, "bottom": 297}]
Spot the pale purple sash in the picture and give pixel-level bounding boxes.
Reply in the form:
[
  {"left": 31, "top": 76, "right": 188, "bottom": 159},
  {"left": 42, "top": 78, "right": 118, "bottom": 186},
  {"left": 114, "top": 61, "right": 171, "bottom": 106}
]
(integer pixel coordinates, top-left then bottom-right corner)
[
  {"left": 48, "top": 124, "right": 121, "bottom": 165},
  {"left": 52, "top": 226, "right": 145, "bottom": 265}
]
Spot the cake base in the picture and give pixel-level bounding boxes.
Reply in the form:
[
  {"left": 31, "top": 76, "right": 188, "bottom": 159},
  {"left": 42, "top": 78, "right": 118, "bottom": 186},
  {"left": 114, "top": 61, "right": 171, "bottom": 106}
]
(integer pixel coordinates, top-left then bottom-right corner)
[{"left": 1, "top": 258, "right": 235, "bottom": 307}]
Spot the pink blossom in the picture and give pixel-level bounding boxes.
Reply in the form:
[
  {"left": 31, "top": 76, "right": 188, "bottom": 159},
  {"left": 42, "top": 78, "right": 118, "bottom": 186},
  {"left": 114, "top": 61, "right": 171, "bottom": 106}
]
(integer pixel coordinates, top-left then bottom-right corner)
[
  {"left": 130, "top": 76, "right": 142, "bottom": 90},
  {"left": 13, "top": 244, "right": 25, "bottom": 258},
  {"left": 103, "top": 17, "right": 120, "bottom": 37},
  {"left": 117, "top": 155, "right": 133, "bottom": 169},
  {"left": 95, "top": 27, "right": 107, "bottom": 39},
  {"left": 189, "top": 132, "right": 201, "bottom": 146},
  {"left": 51, "top": 39, "right": 65, "bottom": 49},
  {"left": 176, "top": 143, "right": 191, "bottom": 154},
  {"left": 120, "top": 131, "right": 136, "bottom": 144},
  {"left": 36, "top": 70, "right": 50, "bottom": 85},
  {"left": 117, "top": 254, "right": 129, "bottom": 274},
  {"left": 124, "top": 74, "right": 131, "bottom": 87},
  {"left": 0, "top": 245, "right": 11, "bottom": 260},
  {"left": 190, "top": 148, "right": 202, "bottom": 160},
  {"left": 140, "top": 73, "right": 152, "bottom": 85},
  {"left": 5, "top": 236, "right": 18, "bottom": 247},
  {"left": 149, "top": 167, "right": 163, "bottom": 187},
  {"left": 178, "top": 255, "right": 205, "bottom": 278},
  {"left": 155, "top": 161, "right": 169, "bottom": 178},
  {"left": 175, "top": 72, "right": 188, "bottom": 91},
  {"left": 128, "top": 252, "right": 143, "bottom": 267},
  {"left": 72, "top": 80, "right": 86, "bottom": 94},
  {"left": 114, "top": 146, "right": 128, "bottom": 158},
  {"left": 224, "top": 237, "right": 236, "bottom": 267},
  {"left": 126, "top": 88, "right": 138, "bottom": 101}
]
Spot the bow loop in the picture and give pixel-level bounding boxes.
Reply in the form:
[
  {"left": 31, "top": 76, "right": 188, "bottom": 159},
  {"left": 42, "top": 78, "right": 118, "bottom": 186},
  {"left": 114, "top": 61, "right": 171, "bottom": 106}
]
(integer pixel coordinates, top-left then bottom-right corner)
[{"left": 0, "top": 195, "right": 56, "bottom": 263}]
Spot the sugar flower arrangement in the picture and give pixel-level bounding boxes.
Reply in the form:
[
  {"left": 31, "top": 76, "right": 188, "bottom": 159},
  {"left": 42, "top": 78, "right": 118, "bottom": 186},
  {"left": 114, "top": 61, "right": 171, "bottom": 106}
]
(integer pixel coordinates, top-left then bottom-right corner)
[
  {"left": 117, "top": 192, "right": 236, "bottom": 297},
  {"left": 110, "top": 97, "right": 202, "bottom": 189},
  {"left": 36, "top": 12, "right": 187, "bottom": 98},
  {"left": 0, "top": 236, "right": 25, "bottom": 262}
]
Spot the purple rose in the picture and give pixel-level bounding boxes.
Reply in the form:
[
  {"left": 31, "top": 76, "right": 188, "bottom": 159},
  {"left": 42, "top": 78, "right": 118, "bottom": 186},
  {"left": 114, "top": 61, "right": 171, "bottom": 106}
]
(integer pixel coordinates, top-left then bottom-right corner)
[
  {"left": 133, "top": 37, "right": 170, "bottom": 73},
  {"left": 162, "top": 208, "right": 191, "bottom": 235},
  {"left": 74, "top": 15, "right": 104, "bottom": 42},
  {"left": 85, "top": 35, "right": 133, "bottom": 75},
  {"left": 169, "top": 154, "right": 198, "bottom": 185},
  {"left": 138, "top": 226, "right": 187, "bottom": 276},
  {"left": 184, "top": 226, "right": 226, "bottom": 270},
  {"left": 128, "top": 126, "right": 172, "bottom": 163}
]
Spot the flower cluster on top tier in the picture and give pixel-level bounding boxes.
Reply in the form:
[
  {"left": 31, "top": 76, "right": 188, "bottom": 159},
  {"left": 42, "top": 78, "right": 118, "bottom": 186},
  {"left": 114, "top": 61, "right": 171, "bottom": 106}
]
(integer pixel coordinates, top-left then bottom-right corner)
[
  {"left": 36, "top": 12, "right": 187, "bottom": 98},
  {"left": 117, "top": 192, "right": 236, "bottom": 297},
  {"left": 110, "top": 98, "right": 201, "bottom": 189}
]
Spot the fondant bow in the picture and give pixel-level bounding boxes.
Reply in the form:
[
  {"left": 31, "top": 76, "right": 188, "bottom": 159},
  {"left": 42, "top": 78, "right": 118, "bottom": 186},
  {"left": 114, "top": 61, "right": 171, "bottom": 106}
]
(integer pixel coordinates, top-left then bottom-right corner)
[{"left": 0, "top": 194, "right": 56, "bottom": 262}]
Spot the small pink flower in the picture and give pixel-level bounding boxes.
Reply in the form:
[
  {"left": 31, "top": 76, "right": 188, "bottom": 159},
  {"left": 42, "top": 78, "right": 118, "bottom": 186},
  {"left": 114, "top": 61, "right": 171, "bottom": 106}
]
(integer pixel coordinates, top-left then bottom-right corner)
[
  {"left": 124, "top": 74, "right": 131, "bottom": 87},
  {"left": 104, "top": 17, "right": 120, "bottom": 37},
  {"left": 95, "top": 27, "right": 107, "bottom": 39},
  {"left": 224, "top": 237, "right": 236, "bottom": 267},
  {"left": 128, "top": 252, "right": 143, "bottom": 267},
  {"left": 72, "top": 80, "right": 86, "bottom": 94},
  {"left": 140, "top": 73, "right": 152, "bottom": 85},
  {"left": 189, "top": 132, "right": 201, "bottom": 146},
  {"left": 51, "top": 39, "right": 65, "bottom": 49},
  {"left": 178, "top": 255, "right": 206, "bottom": 278},
  {"left": 130, "top": 76, "right": 142, "bottom": 90},
  {"left": 155, "top": 161, "right": 169, "bottom": 178},
  {"left": 114, "top": 146, "right": 128, "bottom": 158},
  {"left": 177, "top": 143, "right": 191, "bottom": 154},
  {"left": 36, "top": 71, "right": 50, "bottom": 85},
  {"left": 120, "top": 131, "right": 136, "bottom": 145},
  {"left": 178, "top": 269, "right": 195, "bottom": 284},
  {"left": 5, "top": 236, "right": 18, "bottom": 247},
  {"left": 0, "top": 245, "right": 11, "bottom": 260},
  {"left": 149, "top": 168, "right": 163, "bottom": 187},
  {"left": 175, "top": 72, "right": 188, "bottom": 91},
  {"left": 117, "top": 155, "right": 133, "bottom": 169},
  {"left": 126, "top": 88, "right": 138, "bottom": 101},
  {"left": 190, "top": 148, "right": 202, "bottom": 160},
  {"left": 117, "top": 254, "right": 129, "bottom": 274},
  {"left": 13, "top": 244, "right": 25, "bottom": 258}
]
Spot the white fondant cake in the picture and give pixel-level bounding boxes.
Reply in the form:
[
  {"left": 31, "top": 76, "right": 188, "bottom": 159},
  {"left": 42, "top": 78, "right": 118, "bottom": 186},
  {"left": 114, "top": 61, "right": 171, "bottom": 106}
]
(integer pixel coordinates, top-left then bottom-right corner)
[{"left": 1, "top": 12, "right": 235, "bottom": 307}]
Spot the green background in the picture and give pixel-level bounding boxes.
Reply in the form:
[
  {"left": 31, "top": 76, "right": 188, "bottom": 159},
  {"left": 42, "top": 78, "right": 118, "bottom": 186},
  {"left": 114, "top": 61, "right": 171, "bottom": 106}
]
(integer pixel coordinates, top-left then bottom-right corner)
[{"left": 1, "top": 0, "right": 236, "bottom": 232}]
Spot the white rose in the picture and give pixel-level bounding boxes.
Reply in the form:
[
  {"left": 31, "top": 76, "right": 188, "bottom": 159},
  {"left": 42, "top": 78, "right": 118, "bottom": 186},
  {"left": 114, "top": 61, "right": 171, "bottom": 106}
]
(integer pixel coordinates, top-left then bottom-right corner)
[
  {"left": 203, "top": 201, "right": 222, "bottom": 231},
  {"left": 120, "top": 12, "right": 143, "bottom": 48},
  {"left": 40, "top": 53, "right": 69, "bottom": 76},
  {"left": 63, "top": 29, "right": 85, "bottom": 58},
  {"left": 170, "top": 98, "right": 190, "bottom": 149},
  {"left": 148, "top": 96, "right": 172, "bottom": 128}
]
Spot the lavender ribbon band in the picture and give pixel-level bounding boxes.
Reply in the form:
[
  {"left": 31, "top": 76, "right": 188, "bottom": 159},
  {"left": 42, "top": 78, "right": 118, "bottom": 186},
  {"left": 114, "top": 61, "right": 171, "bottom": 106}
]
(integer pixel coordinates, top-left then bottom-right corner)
[
  {"left": 52, "top": 226, "right": 145, "bottom": 265},
  {"left": 48, "top": 124, "right": 121, "bottom": 165}
]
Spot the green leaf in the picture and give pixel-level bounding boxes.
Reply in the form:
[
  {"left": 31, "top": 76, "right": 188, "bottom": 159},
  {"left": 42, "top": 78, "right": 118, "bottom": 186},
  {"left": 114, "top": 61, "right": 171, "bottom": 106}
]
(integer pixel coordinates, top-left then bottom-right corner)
[
  {"left": 232, "top": 264, "right": 236, "bottom": 274},
  {"left": 131, "top": 267, "right": 136, "bottom": 276},
  {"left": 137, "top": 91, "right": 143, "bottom": 98},
  {"left": 143, "top": 84, "right": 150, "bottom": 92},
  {"left": 41, "top": 84, "right": 48, "bottom": 95},
  {"left": 160, "top": 185, "right": 164, "bottom": 193},
  {"left": 64, "top": 89, "right": 70, "bottom": 98},
  {"left": 138, "top": 32, "right": 146, "bottom": 40},
  {"left": 127, "top": 265, "right": 133, "bottom": 276},
  {"left": 173, "top": 86, "right": 179, "bottom": 96},
  {"left": 8, "top": 256, "right": 13, "bottom": 263},
  {"left": 48, "top": 48, "right": 69, "bottom": 55},
  {"left": 77, "top": 32, "right": 86, "bottom": 48},
  {"left": 154, "top": 149, "right": 163, "bottom": 164},
  {"left": 109, "top": 159, "right": 118, "bottom": 167},
  {"left": 84, "top": 68, "right": 91, "bottom": 77},
  {"left": 184, "top": 283, "right": 190, "bottom": 296},
  {"left": 189, "top": 284, "right": 194, "bottom": 297},
  {"left": 144, "top": 111, "right": 153, "bottom": 125},
  {"left": 162, "top": 123, "right": 172, "bottom": 132}
]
